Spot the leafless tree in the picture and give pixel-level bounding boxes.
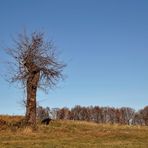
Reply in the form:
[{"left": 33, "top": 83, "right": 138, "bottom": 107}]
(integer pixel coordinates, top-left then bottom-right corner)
[
  {"left": 139, "top": 106, "right": 148, "bottom": 125},
  {"left": 5, "top": 31, "right": 65, "bottom": 127}
]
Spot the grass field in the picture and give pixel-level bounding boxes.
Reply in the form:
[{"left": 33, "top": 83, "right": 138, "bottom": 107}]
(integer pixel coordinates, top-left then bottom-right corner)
[{"left": 0, "top": 116, "right": 148, "bottom": 148}]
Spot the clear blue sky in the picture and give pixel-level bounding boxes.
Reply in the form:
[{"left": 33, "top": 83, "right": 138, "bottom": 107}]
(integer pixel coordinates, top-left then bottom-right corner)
[{"left": 0, "top": 0, "right": 148, "bottom": 115}]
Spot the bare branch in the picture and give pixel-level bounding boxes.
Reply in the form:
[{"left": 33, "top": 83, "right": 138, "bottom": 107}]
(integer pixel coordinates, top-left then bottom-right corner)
[{"left": 5, "top": 31, "right": 65, "bottom": 90}]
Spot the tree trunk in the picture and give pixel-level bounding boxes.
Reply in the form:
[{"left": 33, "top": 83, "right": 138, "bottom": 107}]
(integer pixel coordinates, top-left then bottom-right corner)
[{"left": 25, "top": 72, "right": 40, "bottom": 127}]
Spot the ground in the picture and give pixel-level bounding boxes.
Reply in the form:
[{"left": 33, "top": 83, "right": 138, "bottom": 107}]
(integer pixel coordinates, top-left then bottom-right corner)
[{"left": 0, "top": 115, "right": 148, "bottom": 148}]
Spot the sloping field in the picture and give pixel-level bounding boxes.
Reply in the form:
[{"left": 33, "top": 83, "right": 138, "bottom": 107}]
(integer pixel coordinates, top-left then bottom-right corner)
[{"left": 0, "top": 116, "right": 148, "bottom": 148}]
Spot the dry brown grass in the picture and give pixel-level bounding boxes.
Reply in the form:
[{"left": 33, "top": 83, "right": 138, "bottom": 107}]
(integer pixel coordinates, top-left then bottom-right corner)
[
  {"left": 0, "top": 115, "right": 24, "bottom": 122},
  {"left": 0, "top": 116, "right": 148, "bottom": 148}
]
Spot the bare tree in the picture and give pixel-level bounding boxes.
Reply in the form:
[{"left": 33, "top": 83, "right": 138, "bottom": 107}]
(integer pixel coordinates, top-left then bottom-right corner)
[
  {"left": 139, "top": 106, "right": 148, "bottom": 125},
  {"left": 5, "top": 31, "right": 65, "bottom": 127}
]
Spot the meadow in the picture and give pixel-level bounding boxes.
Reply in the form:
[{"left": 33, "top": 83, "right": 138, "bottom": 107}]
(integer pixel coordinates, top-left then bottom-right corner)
[{"left": 0, "top": 115, "right": 148, "bottom": 148}]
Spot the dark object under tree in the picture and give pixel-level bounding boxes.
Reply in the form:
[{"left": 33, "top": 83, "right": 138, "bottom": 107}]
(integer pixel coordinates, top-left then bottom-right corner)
[
  {"left": 5, "top": 31, "right": 65, "bottom": 127},
  {"left": 41, "top": 117, "right": 52, "bottom": 125}
]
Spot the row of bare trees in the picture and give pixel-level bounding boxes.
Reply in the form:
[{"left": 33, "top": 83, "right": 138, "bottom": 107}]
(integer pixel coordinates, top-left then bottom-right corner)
[{"left": 50, "top": 105, "right": 147, "bottom": 125}]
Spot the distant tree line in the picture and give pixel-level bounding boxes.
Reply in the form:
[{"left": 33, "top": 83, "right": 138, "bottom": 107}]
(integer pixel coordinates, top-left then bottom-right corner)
[{"left": 37, "top": 105, "right": 148, "bottom": 126}]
